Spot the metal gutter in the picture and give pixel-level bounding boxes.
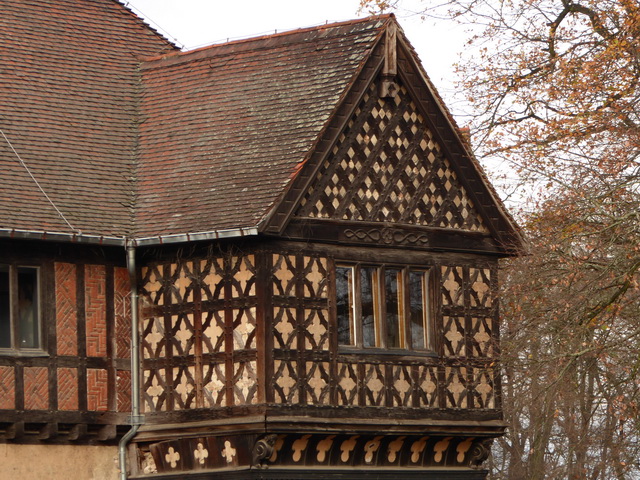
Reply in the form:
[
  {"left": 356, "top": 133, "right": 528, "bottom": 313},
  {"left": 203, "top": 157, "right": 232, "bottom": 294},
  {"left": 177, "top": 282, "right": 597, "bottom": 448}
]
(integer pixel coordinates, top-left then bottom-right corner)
[
  {"left": 132, "top": 227, "right": 259, "bottom": 246},
  {"left": 0, "top": 227, "right": 259, "bottom": 247},
  {"left": 118, "top": 242, "right": 143, "bottom": 480},
  {"left": 0, "top": 228, "right": 125, "bottom": 246}
]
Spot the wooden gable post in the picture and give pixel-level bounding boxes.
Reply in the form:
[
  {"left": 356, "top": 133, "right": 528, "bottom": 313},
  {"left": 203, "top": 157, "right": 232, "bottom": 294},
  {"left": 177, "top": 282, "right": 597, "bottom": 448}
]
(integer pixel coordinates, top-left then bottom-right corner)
[{"left": 379, "top": 23, "right": 398, "bottom": 98}]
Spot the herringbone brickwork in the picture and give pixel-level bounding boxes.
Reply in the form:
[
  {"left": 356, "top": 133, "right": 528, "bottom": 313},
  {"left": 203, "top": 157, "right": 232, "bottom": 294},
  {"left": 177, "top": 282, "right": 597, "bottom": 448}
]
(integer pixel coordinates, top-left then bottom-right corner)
[
  {"left": 55, "top": 262, "right": 78, "bottom": 356},
  {"left": 85, "top": 265, "right": 107, "bottom": 357},
  {"left": 114, "top": 267, "right": 131, "bottom": 359},
  {"left": 0, "top": 366, "right": 15, "bottom": 409},
  {"left": 24, "top": 367, "right": 49, "bottom": 410},
  {"left": 117, "top": 370, "right": 131, "bottom": 412},
  {"left": 87, "top": 368, "right": 108, "bottom": 411},
  {"left": 57, "top": 367, "right": 79, "bottom": 410}
]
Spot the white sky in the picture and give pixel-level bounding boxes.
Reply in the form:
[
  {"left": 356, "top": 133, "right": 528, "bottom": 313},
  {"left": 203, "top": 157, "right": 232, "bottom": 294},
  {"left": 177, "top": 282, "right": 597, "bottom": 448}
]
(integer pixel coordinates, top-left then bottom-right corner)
[{"left": 123, "top": 0, "right": 468, "bottom": 109}]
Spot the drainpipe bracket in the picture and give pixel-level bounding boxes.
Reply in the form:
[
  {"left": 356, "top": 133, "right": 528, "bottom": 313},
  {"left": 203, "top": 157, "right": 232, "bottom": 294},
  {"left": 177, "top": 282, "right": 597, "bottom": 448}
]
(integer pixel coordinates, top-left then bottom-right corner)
[{"left": 127, "top": 415, "right": 145, "bottom": 425}]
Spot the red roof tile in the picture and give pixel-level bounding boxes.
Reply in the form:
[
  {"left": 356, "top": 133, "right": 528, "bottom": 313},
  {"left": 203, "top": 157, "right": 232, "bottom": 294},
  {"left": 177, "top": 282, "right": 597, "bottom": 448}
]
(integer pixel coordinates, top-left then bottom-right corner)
[
  {"left": 0, "top": 0, "right": 175, "bottom": 237},
  {"left": 0, "top": 3, "right": 519, "bottom": 248},
  {"left": 134, "top": 18, "right": 389, "bottom": 237},
  {"left": 0, "top": 3, "right": 390, "bottom": 240}
]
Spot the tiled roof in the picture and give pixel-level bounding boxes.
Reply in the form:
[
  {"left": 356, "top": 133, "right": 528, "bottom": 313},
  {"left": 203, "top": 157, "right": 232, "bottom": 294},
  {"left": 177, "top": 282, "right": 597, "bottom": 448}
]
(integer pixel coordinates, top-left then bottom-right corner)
[
  {"left": 0, "top": 3, "right": 518, "bottom": 248},
  {"left": 0, "top": 2, "right": 389, "bottom": 240},
  {"left": 0, "top": 0, "right": 175, "bottom": 238},
  {"left": 134, "top": 18, "right": 388, "bottom": 238}
]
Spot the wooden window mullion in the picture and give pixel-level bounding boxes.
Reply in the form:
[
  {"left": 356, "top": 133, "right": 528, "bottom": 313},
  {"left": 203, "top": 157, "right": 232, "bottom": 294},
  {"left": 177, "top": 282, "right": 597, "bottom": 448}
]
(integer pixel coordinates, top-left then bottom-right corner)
[
  {"left": 402, "top": 267, "right": 412, "bottom": 350},
  {"left": 377, "top": 266, "right": 386, "bottom": 349},
  {"left": 353, "top": 265, "right": 363, "bottom": 349},
  {"left": 427, "top": 268, "right": 437, "bottom": 351},
  {"left": 10, "top": 265, "right": 18, "bottom": 350}
]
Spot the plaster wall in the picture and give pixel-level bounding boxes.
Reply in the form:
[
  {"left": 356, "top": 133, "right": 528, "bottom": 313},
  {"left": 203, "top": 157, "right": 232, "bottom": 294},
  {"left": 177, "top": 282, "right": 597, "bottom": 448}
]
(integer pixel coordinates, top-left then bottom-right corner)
[{"left": 0, "top": 444, "right": 118, "bottom": 480}]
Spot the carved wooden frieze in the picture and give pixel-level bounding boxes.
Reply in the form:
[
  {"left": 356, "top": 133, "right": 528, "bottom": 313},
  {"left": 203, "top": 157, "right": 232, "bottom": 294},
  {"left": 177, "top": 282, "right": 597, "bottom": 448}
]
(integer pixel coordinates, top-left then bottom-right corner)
[
  {"left": 148, "top": 434, "right": 253, "bottom": 473},
  {"left": 344, "top": 226, "right": 430, "bottom": 246},
  {"left": 143, "top": 433, "right": 494, "bottom": 474}
]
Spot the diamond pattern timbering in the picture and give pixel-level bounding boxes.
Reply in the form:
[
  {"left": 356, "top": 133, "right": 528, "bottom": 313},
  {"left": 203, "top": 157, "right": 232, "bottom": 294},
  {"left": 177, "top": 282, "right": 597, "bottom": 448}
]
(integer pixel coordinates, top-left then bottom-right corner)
[{"left": 296, "top": 79, "right": 488, "bottom": 232}]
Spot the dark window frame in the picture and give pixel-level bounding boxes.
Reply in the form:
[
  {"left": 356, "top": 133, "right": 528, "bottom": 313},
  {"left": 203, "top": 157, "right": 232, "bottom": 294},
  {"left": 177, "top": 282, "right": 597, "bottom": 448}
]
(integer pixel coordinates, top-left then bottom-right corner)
[
  {"left": 336, "top": 263, "right": 436, "bottom": 352},
  {"left": 0, "top": 263, "right": 44, "bottom": 355}
]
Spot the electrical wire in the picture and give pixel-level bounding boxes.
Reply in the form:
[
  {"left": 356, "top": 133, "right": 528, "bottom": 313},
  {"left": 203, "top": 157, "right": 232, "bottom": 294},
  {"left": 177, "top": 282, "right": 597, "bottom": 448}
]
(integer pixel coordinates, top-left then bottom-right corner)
[{"left": 0, "top": 128, "right": 81, "bottom": 234}]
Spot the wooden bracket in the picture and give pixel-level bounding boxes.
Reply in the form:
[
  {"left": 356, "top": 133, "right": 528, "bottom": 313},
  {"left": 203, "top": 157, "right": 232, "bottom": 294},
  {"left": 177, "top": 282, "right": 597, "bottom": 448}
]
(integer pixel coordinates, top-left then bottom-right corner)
[
  {"left": 37, "top": 422, "right": 59, "bottom": 440},
  {"left": 5, "top": 421, "right": 25, "bottom": 440},
  {"left": 252, "top": 434, "right": 278, "bottom": 469},
  {"left": 97, "top": 423, "right": 117, "bottom": 441},
  {"left": 68, "top": 423, "right": 88, "bottom": 441}
]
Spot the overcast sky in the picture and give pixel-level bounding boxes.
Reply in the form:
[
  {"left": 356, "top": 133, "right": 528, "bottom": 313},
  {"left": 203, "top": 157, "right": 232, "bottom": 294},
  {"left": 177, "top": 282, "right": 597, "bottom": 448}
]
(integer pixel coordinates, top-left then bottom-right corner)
[{"left": 123, "top": 0, "right": 468, "bottom": 108}]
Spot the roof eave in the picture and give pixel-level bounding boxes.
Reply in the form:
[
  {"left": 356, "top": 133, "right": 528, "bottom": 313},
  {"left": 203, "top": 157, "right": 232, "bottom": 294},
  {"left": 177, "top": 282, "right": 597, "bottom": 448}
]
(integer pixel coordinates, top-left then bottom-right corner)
[
  {"left": 0, "top": 228, "right": 126, "bottom": 246},
  {"left": 0, "top": 227, "right": 259, "bottom": 248},
  {"left": 132, "top": 227, "right": 259, "bottom": 246}
]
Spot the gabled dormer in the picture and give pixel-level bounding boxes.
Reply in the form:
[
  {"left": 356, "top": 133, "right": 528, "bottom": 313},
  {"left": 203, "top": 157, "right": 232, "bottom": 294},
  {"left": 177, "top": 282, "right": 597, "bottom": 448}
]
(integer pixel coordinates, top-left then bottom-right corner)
[
  {"left": 262, "top": 17, "right": 521, "bottom": 257},
  {"left": 127, "top": 16, "right": 521, "bottom": 480}
]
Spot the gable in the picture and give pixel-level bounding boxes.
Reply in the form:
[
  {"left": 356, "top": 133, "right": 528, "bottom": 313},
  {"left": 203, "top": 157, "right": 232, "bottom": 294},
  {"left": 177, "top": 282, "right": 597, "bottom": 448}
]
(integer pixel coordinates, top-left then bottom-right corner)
[
  {"left": 263, "top": 21, "right": 522, "bottom": 256},
  {"left": 294, "top": 78, "right": 488, "bottom": 233}
]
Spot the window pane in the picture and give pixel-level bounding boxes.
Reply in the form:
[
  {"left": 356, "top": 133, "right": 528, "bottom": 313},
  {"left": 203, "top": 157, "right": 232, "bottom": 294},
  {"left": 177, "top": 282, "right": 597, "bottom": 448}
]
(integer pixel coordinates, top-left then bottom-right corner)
[
  {"left": 17, "top": 267, "right": 39, "bottom": 348},
  {"left": 336, "top": 266, "right": 354, "bottom": 345},
  {"left": 409, "top": 270, "right": 427, "bottom": 349},
  {"left": 0, "top": 266, "right": 10, "bottom": 348},
  {"left": 385, "top": 268, "right": 402, "bottom": 348},
  {"left": 361, "top": 267, "right": 377, "bottom": 347}
]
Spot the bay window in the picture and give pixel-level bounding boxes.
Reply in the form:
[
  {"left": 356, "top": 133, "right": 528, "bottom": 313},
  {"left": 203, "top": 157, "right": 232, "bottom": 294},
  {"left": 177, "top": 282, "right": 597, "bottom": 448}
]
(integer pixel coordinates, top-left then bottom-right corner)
[{"left": 336, "top": 264, "right": 434, "bottom": 351}]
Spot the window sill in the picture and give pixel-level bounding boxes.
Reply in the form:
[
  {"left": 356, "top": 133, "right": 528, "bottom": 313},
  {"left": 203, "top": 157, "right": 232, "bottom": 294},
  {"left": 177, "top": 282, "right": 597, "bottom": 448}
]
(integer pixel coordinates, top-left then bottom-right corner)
[
  {"left": 337, "top": 346, "right": 438, "bottom": 359},
  {"left": 0, "top": 349, "right": 49, "bottom": 358}
]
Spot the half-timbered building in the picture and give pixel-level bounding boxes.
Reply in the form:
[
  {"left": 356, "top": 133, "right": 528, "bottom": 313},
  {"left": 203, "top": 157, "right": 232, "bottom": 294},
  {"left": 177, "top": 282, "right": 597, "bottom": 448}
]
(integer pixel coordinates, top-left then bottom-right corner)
[{"left": 0, "top": 1, "right": 522, "bottom": 478}]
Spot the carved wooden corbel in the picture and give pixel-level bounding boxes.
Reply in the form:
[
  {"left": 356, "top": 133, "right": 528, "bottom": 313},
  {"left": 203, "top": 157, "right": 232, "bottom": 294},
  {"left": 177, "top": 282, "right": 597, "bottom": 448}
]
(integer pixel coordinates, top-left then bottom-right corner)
[
  {"left": 252, "top": 434, "right": 278, "bottom": 469},
  {"left": 468, "top": 438, "right": 493, "bottom": 468}
]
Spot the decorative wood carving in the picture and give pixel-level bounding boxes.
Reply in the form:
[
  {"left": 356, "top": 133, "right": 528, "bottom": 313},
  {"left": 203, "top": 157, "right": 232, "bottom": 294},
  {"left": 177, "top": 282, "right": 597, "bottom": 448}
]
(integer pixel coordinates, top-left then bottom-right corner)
[
  {"left": 136, "top": 247, "right": 501, "bottom": 414},
  {"left": 141, "top": 251, "right": 259, "bottom": 413},
  {"left": 344, "top": 227, "right": 430, "bottom": 246},
  {"left": 469, "top": 439, "right": 493, "bottom": 468},
  {"left": 252, "top": 434, "right": 278, "bottom": 469},
  {"left": 143, "top": 433, "right": 495, "bottom": 474}
]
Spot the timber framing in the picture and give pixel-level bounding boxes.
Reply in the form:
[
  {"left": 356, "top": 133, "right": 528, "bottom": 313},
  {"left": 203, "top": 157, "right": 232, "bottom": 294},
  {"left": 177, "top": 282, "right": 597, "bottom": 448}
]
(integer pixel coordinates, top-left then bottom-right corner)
[{"left": 0, "top": 7, "right": 521, "bottom": 480}]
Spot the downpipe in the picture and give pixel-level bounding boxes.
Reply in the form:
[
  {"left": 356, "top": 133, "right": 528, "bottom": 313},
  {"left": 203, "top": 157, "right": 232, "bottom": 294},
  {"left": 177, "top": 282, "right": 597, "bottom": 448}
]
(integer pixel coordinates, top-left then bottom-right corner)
[{"left": 118, "top": 242, "right": 143, "bottom": 480}]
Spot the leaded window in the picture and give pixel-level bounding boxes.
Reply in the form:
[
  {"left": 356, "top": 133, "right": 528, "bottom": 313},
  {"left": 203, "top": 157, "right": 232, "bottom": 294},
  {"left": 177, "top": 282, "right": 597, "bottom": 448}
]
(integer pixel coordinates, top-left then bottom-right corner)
[
  {"left": 336, "top": 264, "right": 434, "bottom": 351},
  {"left": 0, "top": 264, "right": 41, "bottom": 352}
]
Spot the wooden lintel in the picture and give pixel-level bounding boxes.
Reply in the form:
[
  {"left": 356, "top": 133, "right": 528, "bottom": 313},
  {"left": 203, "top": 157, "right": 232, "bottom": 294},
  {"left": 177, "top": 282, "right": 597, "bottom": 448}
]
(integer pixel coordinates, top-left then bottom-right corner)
[{"left": 281, "top": 219, "right": 503, "bottom": 256}]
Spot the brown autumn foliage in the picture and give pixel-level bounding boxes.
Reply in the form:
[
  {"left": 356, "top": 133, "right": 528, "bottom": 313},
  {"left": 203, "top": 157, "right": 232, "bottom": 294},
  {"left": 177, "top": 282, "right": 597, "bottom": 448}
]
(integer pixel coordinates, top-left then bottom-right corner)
[{"left": 362, "top": 0, "right": 640, "bottom": 478}]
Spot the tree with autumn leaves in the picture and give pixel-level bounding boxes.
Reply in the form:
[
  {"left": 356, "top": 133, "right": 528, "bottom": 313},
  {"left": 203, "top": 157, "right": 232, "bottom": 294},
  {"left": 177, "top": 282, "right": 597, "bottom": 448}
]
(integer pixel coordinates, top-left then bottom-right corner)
[{"left": 362, "top": 0, "right": 640, "bottom": 478}]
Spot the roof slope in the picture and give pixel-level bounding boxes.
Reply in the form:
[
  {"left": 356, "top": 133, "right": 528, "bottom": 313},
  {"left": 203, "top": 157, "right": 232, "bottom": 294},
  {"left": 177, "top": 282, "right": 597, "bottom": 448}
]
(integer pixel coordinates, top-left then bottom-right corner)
[
  {"left": 134, "top": 17, "right": 389, "bottom": 238},
  {"left": 0, "top": 0, "right": 175, "bottom": 237},
  {"left": 0, "top": 6, "right": 519, "bottom": 250}
]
